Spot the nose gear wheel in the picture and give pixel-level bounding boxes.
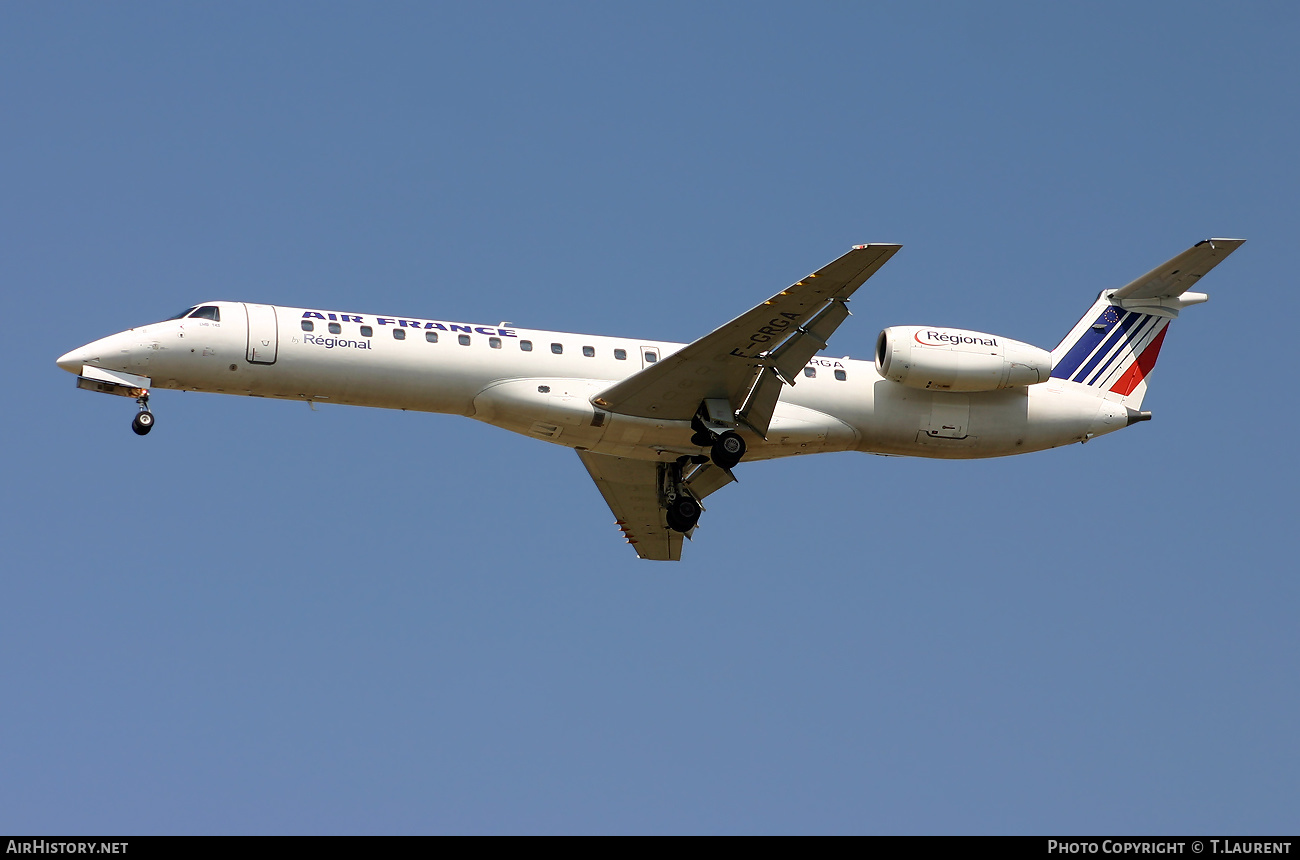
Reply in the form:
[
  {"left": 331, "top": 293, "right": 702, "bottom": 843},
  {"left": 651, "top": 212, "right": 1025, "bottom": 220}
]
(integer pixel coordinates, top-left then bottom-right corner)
[{"left": 131, "top": 392, "right": 154, "bottom": 436}]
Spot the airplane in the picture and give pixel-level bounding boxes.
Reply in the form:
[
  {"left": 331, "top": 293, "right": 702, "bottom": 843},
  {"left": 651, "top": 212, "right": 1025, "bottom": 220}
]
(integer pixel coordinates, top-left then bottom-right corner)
[{"left": 56, "top": 238, "right": 1244, "bottom": 560}]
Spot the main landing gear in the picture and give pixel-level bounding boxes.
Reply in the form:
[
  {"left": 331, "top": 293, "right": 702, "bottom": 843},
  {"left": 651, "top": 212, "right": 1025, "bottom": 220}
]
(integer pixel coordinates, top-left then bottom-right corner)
[
  {"left": 710, "top": 430, "right": 745, "bottom": 469},
  {"left": 663, "top": 457, "right": 702, "bottom": 534},
  {"left": 666, "top": 495, "right": 701, "bottom": 533},
  {"left": 131, "top": 392, "right": 155, "bottom": 436},
  {"left": 691, "top": 411, "right": 746, "bottom": 469}
]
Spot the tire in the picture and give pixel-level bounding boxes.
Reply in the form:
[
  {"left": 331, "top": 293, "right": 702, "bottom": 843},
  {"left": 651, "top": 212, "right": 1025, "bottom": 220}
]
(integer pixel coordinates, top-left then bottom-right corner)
[
  {"left": 132, "top": 412, "right": 154, "bottom": 436},
  {"left": 711, "top": 431, "right": 745, "bottom": 469},
  {"left": 666, "top": 497, "right": 701, "bottom": 533}
]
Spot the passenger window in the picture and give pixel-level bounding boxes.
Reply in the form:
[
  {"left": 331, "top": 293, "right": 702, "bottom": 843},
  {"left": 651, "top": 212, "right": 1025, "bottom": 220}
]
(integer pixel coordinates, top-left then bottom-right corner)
[
  {"left": 360, "top": 326, "right": 373, "bottom": 337},
  {"left": 301, "top": 320, "right": 314, "bottom": 332},
  {"left": 614, "top": 348, "right": 627, "bottom": 360},
  {"left": 804, "top": 367, "right": 816, "bottom": 378},
  {"left": 551, "top": 343, "right": 563, "bottom": 354},
  {"left": 425, "top": 331, "right": 438, "bottom": 343},
  {"left": 458, "top": 334, "right": 471, "bottom": 346},
  {"left": 645, "top": 351, "right": 658, "bottom": 363},
  {"left": 329, "top": 322, "right": 341, "bottom": 334},
  {"left": 582, "top": 346, "right": 595, "bottom": 357},
  {"left": 489, "top": 337, "right": 502, "bottom": 349},
  {"left": 190, "top": 306, "right": 220, "bottom": 321},
  {"left": 393, "top": 328, "right": 406, "bottom": 340},
  {"left": 520, "top": 340, "right": 533, "bottom": 352},
  {"left": 834, "top": 369, "right": 847, "bottom": 381}
]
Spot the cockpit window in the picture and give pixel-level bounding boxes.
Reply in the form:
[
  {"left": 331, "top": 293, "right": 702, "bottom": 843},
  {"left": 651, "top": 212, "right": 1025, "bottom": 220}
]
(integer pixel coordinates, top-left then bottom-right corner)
[
  {"left": 168, "top": 306, "right": 199, "bottom": 320},
  {"left": 189, "top": 306, "right": 220, "bottom": 321}
]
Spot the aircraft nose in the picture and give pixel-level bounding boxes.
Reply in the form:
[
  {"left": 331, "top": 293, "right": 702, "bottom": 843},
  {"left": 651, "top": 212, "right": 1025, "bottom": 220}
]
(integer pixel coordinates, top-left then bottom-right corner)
[
  {"left": 56, "top": 336, "right": 111, "bottom": 374},
  {"left": 56, "top": 347, "right": 88, "bottom": 374}
]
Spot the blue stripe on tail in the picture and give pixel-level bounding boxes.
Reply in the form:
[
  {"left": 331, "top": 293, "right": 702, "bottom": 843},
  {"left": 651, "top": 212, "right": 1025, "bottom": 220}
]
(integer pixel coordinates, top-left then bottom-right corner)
[
  {"left": 1051, "top": 306, "right": 1123, "bottom": 380},
  {"left": 1083, "top": 314, "right": 1161, "bottom": 387},
  {"left": 1070, "top": 311, "right": 1148, "bottom": 384}
]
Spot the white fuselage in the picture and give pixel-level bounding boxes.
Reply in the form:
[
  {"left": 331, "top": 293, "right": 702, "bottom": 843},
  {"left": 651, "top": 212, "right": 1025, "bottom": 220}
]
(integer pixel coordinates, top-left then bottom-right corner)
[{"left": 57, "top": 301, "right": 1134, "bottom": 462}]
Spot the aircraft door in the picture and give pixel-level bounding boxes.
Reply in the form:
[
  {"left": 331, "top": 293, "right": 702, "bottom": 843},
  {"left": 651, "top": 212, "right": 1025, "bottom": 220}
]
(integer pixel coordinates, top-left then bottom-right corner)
[
  {"left": 639, "top": 346, "right": 660, "bottom": 369},
  {"left": 243, "top": 303, "right": 279, "bottom": 364}
]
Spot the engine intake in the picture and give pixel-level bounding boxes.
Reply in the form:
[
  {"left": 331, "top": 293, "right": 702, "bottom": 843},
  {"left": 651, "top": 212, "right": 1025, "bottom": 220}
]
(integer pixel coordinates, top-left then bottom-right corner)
[{"left": 876, "top": 326, "right": 1052, "bottom": 392}]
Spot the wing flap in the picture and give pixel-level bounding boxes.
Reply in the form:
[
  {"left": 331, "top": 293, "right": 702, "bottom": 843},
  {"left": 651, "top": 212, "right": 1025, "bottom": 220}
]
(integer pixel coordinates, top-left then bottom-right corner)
[
  {"left": 737, "top": 367, "right": 785, "bottom": 438},
  {"left": 768, "top": 299, "right": 851, "bottom": 381},
  {"left": 593, "top": 244, "right": 901, "bottom": 422}
]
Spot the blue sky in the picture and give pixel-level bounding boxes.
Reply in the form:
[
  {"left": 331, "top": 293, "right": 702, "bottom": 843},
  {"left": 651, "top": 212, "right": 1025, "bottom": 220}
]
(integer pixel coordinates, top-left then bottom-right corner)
[{"left": 2, "top": 2, "right": 1297, "bottom": 834}]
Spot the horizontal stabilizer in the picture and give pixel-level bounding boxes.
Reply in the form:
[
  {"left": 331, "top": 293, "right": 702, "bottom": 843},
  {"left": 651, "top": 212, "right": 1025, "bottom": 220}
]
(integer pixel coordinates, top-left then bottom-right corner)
[{"left": 1113, "top": 238, "right": 1245, "bottom": 300}]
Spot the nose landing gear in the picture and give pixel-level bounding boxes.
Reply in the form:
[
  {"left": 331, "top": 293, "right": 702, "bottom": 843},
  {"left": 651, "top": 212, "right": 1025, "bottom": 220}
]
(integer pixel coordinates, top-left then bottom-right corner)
[{"left": 131, "top": 392, "right": 155, "bottom": 436}]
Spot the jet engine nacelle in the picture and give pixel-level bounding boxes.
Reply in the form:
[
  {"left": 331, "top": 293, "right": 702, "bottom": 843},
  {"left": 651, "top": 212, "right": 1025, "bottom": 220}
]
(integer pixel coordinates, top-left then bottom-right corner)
[{"left": 875, "top": 325, "right": 1052, "bottom": 392}]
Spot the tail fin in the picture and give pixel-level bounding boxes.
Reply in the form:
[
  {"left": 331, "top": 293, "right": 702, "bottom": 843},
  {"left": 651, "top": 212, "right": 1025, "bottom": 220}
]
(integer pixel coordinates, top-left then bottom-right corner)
[
  {"left": 1050, "top": 296, "right": 1176, "bottom": 407},
  {"left": 1050, "top": 238, "right": 1244, "bottom": 407}
]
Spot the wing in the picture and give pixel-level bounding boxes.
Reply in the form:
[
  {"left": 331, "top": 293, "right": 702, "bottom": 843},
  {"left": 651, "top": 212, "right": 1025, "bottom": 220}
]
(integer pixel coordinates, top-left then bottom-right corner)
[
  {"left": 591, "top": 244, "right": 901, "bottom": 435},
  {"left": 576, "top": 450, "right": 736, "bottom": 561},
  {"left": 577, "top": 451, "right": 681, "bottom": 561},
  {"left": 1112, "top": 238, "right": 1246, "bottom": 300}
]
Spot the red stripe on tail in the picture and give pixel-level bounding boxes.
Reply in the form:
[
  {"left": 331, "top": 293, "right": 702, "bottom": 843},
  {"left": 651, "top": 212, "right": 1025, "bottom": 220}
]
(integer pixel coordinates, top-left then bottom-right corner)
[{"left": 1109, "top": 326, "right": 1169, "bottom": 396}]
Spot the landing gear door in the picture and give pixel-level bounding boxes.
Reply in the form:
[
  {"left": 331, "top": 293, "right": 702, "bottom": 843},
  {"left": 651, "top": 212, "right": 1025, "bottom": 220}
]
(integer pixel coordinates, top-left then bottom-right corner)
[
  {"left": 244, "top": 303, "right": 279, "bottom": 365},
  {"left": 639, "top": 346, "right": 659, "bottom": 369},
  {"left": 924, "top": 394, "right": 970, "bottom": 439}
]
